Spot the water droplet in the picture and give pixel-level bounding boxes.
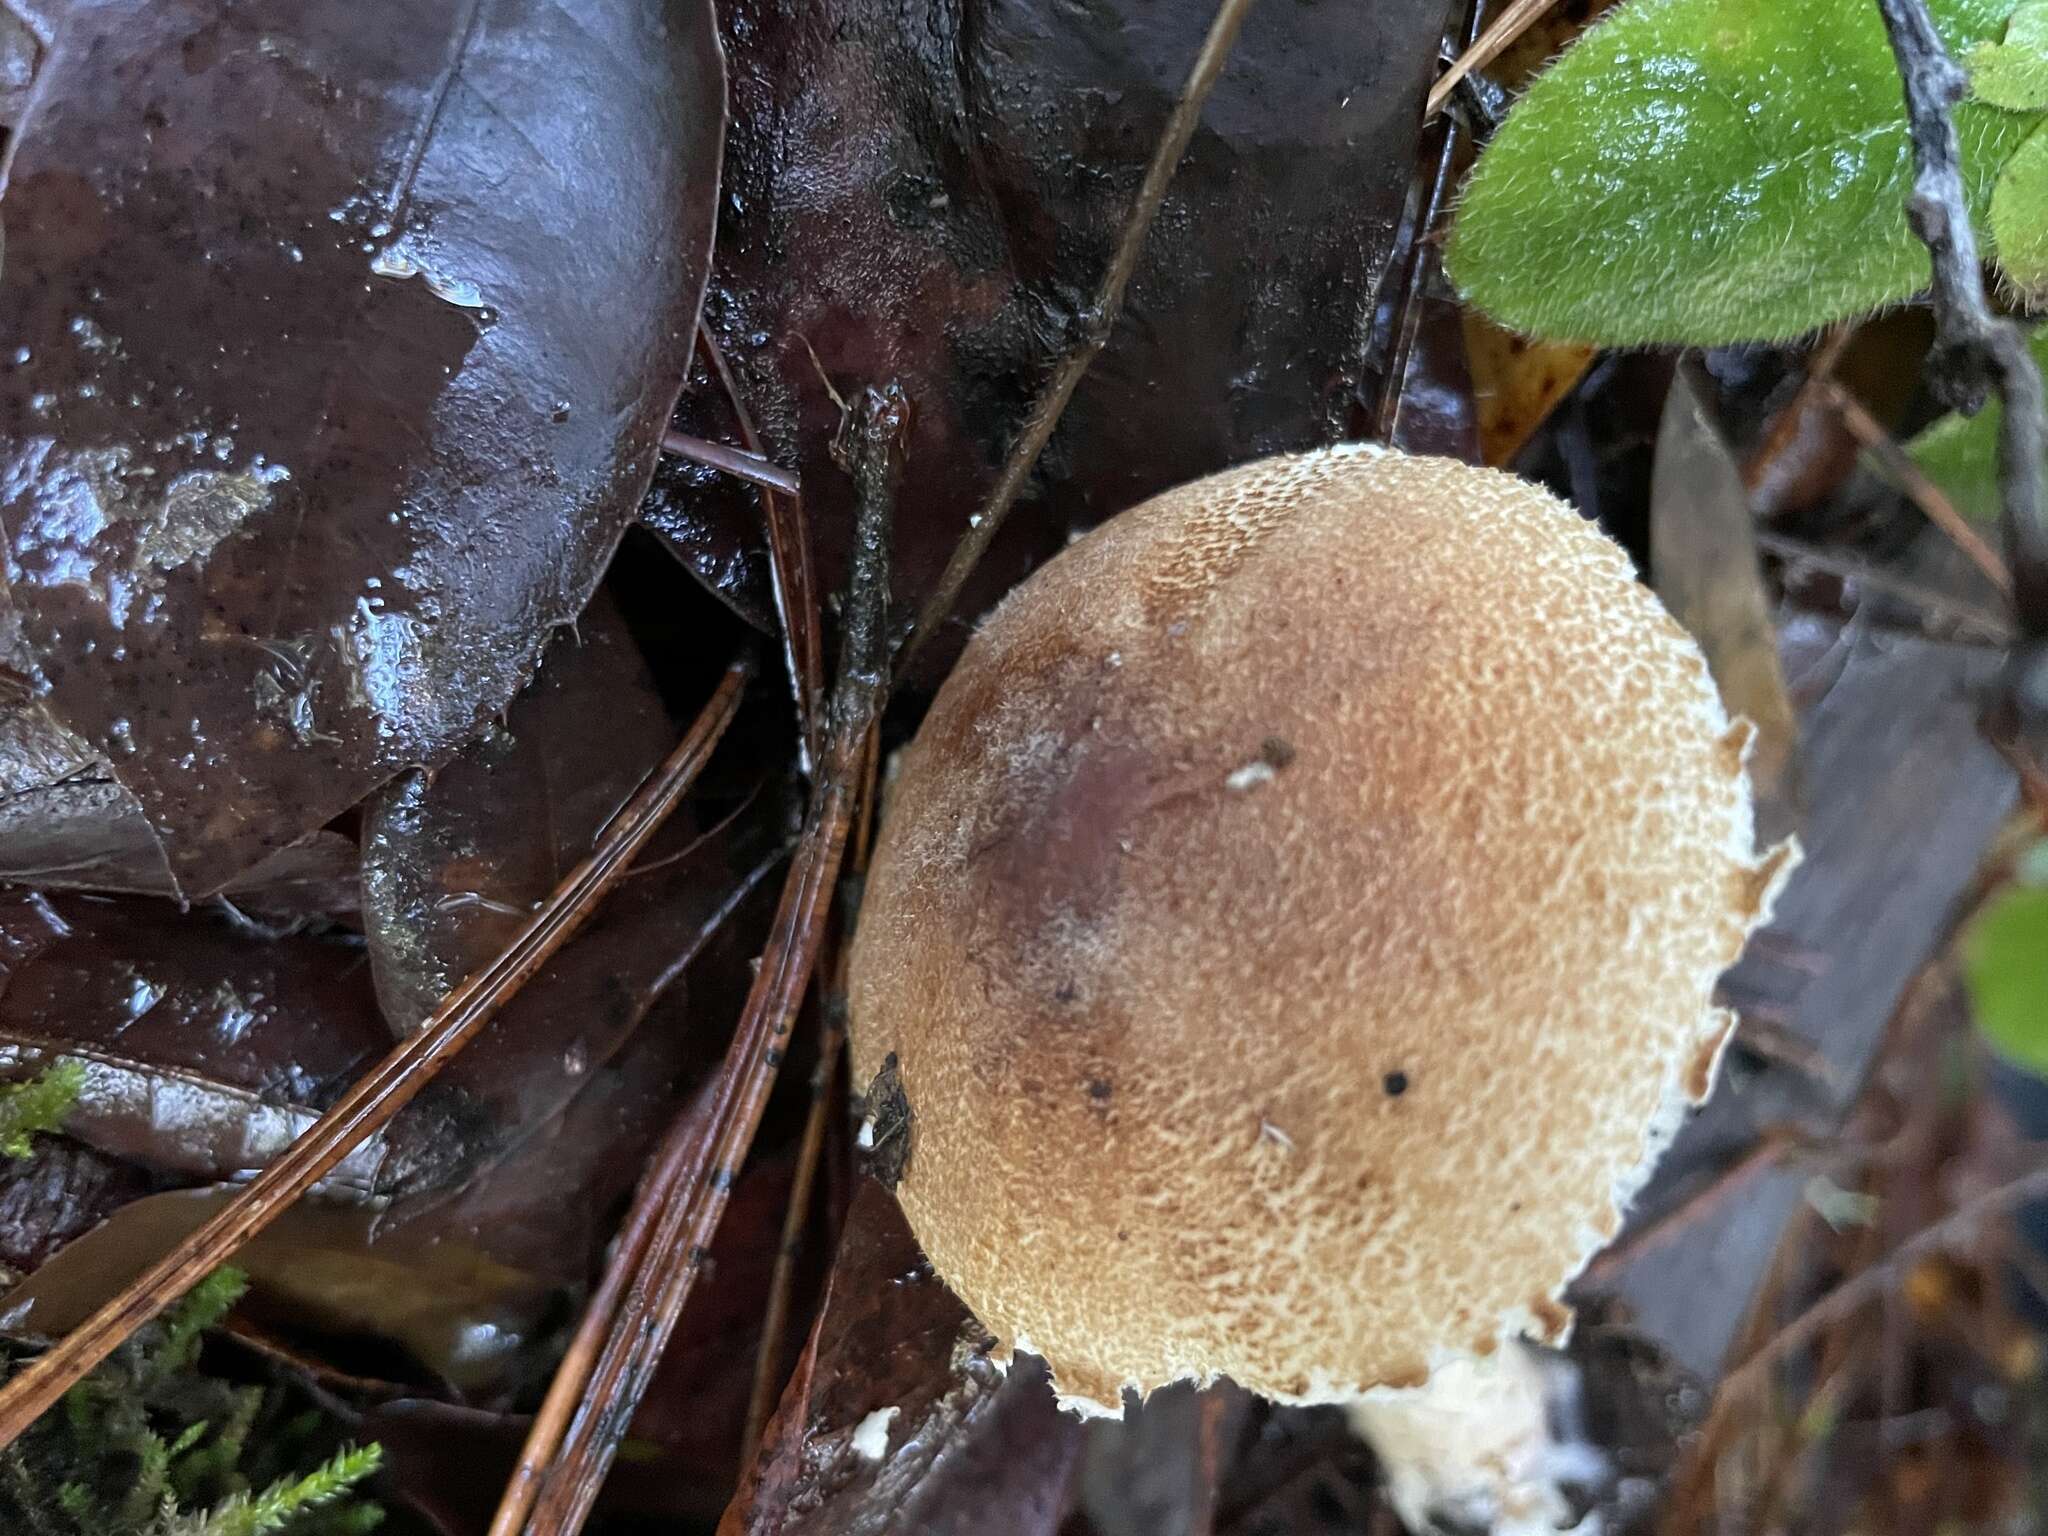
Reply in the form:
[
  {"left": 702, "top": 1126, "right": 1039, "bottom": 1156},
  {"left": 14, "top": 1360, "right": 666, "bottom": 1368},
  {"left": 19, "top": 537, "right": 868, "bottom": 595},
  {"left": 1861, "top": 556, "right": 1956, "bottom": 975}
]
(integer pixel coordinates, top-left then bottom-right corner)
[
  {"left": 11, "top": 346, "right": 29, "bottom": 365},
  {"left": 108, "top": 718, "right": 136, "bottom": 755}
]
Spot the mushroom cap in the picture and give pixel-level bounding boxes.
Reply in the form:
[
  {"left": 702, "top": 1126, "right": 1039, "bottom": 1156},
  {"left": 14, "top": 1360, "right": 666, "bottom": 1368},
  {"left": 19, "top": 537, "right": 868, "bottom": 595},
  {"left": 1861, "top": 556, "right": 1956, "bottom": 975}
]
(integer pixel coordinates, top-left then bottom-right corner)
[{"left": 848, "top": 444, "right": 1792, "bottom": 1411}]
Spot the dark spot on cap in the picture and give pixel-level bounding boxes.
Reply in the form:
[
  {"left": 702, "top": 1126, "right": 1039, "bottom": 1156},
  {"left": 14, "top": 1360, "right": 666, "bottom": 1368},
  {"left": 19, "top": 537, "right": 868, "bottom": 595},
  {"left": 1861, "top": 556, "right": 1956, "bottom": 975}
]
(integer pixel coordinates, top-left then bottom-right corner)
[
  {"left": 1259, "top": 735, "right": 1296, "bottom": 769},
  {"left": 1383, "top": 1070, "right": 1409, "bottom": 1097},
  {"left": 1086, "top": 1077, "right": 1113, "bottom": 1102}
]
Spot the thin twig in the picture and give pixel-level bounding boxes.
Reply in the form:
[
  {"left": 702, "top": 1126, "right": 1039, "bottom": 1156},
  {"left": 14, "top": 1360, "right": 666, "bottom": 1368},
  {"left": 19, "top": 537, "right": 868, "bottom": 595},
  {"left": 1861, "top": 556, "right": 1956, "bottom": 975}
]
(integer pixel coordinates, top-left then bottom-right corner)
[
  {"left": 701, "top": 323, "right": 825, "bottom": 774},
  {"left": 0, "top": 659, "right": 752, "bottom": 1451},
  {"left": 1714, "top": 1157, "right": 2048, "bottom": 1409},
  {"left": 739, "top": 955, "right": 849, "bottom": 1460},
  {"left": 737, "top": 727, "right": 876, "bottom": 1461},
  {"left": 1422, "top": 0, "right": 1562, "bottom": 122},
  {"left": 1369, "top": 0, "right": 1481, "bottom": 444},
  {"left": 485, "top": 1078, "right": 722, "bottom": 1536},
  {"left": 1818, "top": 378, "right": 2012, "bottom": 594},
  {"left": 1755, "top": 529, "right": 2015, "bottom": 643},
  {"left": 511, "top": 388, "right": 908, "bottom": 1536},
  {"left": 901, "top": 0, "right": 1258, "bottom": 667},
  {"left": 659, "top": 429, "right": 801, "bottom": 496},
  {"left": 1875, "top": 0, "right": 2048, "bottom": 653}
]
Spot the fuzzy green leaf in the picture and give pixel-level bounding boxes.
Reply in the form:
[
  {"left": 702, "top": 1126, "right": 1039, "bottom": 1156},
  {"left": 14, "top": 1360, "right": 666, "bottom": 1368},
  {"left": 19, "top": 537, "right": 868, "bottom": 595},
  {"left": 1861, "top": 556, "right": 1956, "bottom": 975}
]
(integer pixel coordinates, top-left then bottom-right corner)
[
  {"left": 1904, "top": 324, "right": 2048, "bottom": 523},
  {"left": 1993, "top": 120, "right": 2048, "bottom": 291},
  {"left": 1448, "top": 0, "right": 2038, "bottom": 344},
  {"left": 1970, "top": 0, "right": 2048, "bottom": 107},
  {"left": 1964, "top": 882, "right": 2048, "bottom": 1076}
]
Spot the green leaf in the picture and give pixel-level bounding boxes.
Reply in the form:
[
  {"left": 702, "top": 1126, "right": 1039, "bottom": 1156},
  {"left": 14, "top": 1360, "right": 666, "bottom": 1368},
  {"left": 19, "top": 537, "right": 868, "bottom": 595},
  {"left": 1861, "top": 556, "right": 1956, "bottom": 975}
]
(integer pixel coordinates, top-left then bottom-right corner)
[
  {"left": 1905, "top": 324, "right": 2048, "bottom": 523},
  {"left": 1963, "top": 883, "right": 2048, "bottom": 1076},
  {"left": 1448, "top": 0, "right": 2039, "bottom": 345},
  {"left": 1993, "top": 119, "right": 2048, "bottom": 291},
  {"left": 1969, "top": 0, "right": 2048, "bottom": 107}
]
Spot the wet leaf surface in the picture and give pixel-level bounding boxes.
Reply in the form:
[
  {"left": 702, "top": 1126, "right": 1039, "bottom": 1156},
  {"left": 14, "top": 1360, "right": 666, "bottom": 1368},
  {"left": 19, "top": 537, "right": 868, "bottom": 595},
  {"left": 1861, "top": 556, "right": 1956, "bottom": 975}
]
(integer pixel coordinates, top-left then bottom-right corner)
[
  {"left": 360, "top": 592, "right": 678, "bottom": 1037},
  {"left": 0, "top": 1137, "right": 157, "bottom": 1280},
  {"left": 0, "top": 892, "right": 400, "bottom": 1194},
  {"left": 694, "top": 0, "right": 1449, "bottom": 680},
  {"left": 723, "top": 1179, "right": 1082, "bottom": 1536},
  {"left": 0, "top": 0, "right": 725, "bottom": 898},
  {"left": 0, "top": 1186, "right": 557, "bottom": 1397}
]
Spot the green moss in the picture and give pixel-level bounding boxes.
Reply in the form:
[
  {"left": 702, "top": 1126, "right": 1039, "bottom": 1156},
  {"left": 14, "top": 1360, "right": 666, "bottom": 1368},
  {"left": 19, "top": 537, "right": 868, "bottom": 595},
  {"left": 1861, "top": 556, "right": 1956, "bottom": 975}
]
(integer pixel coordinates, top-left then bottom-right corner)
[
  {"left": 0, "top": 1269, "right": 381, "bottom": 1535},
  {"left": 0, "top": 1061, "right": 86, "bottom": 1159}
]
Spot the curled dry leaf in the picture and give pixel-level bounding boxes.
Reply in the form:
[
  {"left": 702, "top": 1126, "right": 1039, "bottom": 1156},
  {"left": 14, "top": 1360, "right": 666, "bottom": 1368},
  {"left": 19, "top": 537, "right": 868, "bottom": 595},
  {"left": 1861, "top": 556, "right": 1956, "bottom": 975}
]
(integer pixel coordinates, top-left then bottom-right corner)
[
  {"left": 1651, "top": 370, "right": 1802, "bottom": 827},
  {"left": 0, "top": 0, "right": 724, "bottom": 898},
  {"left": 723, "top": 1180, "right": 1082, "bottom": 1536},
  {"left": 690, "top": 0, "right": 1447, "bottom": 674},
  {"left": 359, "top": 592, "right": 677, "bottom": 1037}
]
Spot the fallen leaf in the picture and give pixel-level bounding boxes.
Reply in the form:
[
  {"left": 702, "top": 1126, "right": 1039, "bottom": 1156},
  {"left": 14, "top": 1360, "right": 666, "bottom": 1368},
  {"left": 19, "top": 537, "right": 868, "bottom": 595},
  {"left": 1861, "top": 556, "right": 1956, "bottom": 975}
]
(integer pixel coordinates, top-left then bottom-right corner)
[
  {"left": 1650, "top": 369, "right": 1801, "bottom": 826},
  {"left": 0, "top": 893, "right": 400, "bottom": 1195},
  {"left": 699, "top": 0, "right": 1448, "bottom": 678},
  {"left": 359, "top": 591, "right": 678, "bottom": 1036},
  {"left": 0, "top": 0, "right": 725, "bottom": 897},
  {"left": 0, "top": 1186, "right": 554, "bottom": 1396},
  {"left": 1464, "top": 317, "right": 1596, "bottom": 469},
  {"left": 722, "top": 1180, "right": 1082, "bottom": 1536},
  {"left": 0, "top": 1138, "right": 155, "bottom": 1279}
]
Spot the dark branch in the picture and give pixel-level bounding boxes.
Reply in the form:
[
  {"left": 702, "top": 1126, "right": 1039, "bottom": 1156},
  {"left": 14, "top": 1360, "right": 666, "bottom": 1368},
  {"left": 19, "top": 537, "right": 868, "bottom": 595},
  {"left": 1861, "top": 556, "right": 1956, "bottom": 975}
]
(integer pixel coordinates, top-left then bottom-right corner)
[
  {"left": 1874, "top": 0, "right": 2048, "bottom": 697},
  {"left": 899, "top": 0, "right": 1258, "bottom": 667}
]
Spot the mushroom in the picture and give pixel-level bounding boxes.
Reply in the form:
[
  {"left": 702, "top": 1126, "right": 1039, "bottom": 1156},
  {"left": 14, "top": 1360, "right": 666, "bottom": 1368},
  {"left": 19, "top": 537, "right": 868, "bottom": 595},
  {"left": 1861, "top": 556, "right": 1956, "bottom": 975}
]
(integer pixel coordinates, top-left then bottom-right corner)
[{"left": 848, "top": 444, "right": 1794, "bottom": 1531}]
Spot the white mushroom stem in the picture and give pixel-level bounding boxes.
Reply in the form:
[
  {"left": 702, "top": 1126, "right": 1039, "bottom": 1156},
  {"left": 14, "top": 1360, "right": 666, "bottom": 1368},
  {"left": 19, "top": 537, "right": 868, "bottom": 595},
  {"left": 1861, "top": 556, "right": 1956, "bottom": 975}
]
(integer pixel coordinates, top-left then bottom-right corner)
[{"left": 1348, "top": 1346, "right": 1610, "bottom": 1536}]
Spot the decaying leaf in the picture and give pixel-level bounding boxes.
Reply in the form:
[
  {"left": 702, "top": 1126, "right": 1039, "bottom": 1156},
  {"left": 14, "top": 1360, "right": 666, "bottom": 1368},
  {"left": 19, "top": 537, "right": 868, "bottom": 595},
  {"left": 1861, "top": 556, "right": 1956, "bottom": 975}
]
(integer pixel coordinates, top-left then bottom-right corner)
[
  {"left": 0, "top": 893, "right": 400, "bottom": 1195},
  {"left": 1449, "top": 0, "right": 2036, "bottom": 344},
  {"left": 359, "top": 593, "right": 677, "bottom": 1036},
  {"left": 695, "top": 0, "right": 1449, "bottom": 677},
  {"left": 1464, "top": 317, "right": 1598, "bottom": 468},
  {"left": 0, "top": 1187, "right": 555, "bottom": 1396},
  {"left": 723, "top": 1180, "right": 1082, "bottom": 1536},
  {"left": 1651, "top": 369, "right": 1801, "bottom": 826},
  {"left": 0, "top": 0, "right": 725, "bottom": 898}
]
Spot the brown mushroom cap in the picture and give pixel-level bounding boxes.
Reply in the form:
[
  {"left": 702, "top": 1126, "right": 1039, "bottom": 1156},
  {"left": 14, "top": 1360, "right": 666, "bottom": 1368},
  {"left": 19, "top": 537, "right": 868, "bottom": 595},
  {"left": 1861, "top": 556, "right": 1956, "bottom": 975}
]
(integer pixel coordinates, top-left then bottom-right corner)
[{"left": 849, "top": 444, "right": 1792, "bottom": 1411}]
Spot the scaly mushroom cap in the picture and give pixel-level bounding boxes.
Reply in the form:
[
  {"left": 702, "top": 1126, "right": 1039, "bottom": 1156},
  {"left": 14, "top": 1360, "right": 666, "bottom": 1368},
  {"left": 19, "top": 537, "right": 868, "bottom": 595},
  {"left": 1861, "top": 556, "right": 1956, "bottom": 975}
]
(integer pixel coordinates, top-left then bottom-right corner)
[{"left": 849, "top": 444, "right": 1792, "bottom": 1411}]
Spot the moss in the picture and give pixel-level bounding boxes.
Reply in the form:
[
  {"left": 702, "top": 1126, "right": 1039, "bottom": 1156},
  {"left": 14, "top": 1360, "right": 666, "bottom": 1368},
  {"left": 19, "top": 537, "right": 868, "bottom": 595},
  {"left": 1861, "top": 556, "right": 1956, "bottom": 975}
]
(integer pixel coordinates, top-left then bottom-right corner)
[{"left": 0, "top": 1269, "right": 381, "bottom": 1535}]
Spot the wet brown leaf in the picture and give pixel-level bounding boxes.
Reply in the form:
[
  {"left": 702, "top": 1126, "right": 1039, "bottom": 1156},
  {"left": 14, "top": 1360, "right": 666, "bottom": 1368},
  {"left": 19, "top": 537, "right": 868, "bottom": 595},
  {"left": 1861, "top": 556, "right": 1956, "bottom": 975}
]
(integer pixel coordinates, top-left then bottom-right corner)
[
  {"left": 359, "top": 591, "right": 678, "bottom": 1036},
  {"left": 0, "top": 1138, "right": 155, "bottom": 1281},
  {"left": 693, "top": 0, "right": 1447, "bottom": 679},
  {"left": 0, "top": 1186, "right": 555, "bottom": 1396},
  {"left": 0, "top": 0, "right": 725, "bottom": 898},
  {"left": 723, "top": 1180, "right": 1082, "bottom": 1536},
  {"left": 0, "top": 893, "right": 399, "bottom": 1194}
]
